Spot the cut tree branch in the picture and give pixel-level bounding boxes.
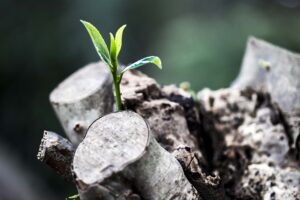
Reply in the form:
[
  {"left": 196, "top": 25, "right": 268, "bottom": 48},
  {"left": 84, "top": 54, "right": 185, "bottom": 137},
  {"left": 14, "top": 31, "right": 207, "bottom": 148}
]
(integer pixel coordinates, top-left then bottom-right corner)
[
  {"left": 50, "top": 62, "right": 114, "bottom": 145},
  {"left": 72, "top": 111, "right": 200, "bottom": 200},
  {"left": 37, "top": 130, "right": 75, "bottom": 181}
]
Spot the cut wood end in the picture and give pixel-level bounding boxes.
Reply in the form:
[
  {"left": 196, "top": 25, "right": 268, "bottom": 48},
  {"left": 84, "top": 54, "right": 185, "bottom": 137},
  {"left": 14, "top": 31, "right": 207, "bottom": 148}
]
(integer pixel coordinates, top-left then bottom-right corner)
[
  {"left": 37, "top": 130, "right": 48, "bottom": 162},
  {"left": 37, "top": 130, "right": 75, "bottom": 180},
  {"left": 37, "top": 130, "right": 62, "bottom": 161},
  {"left": 73, "top": 111, "right": 150, "bottom": 186},
  {"left": 50, "top": 62, "right": 112, "bottom": 104}
]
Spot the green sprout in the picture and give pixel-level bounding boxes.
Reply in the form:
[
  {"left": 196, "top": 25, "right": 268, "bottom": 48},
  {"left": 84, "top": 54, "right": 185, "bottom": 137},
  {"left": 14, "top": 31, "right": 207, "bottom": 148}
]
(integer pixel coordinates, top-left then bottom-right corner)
[
  {"left": 66, "top": 194, "right": 80, "bottom": 200},
  {"left": 258, "top": 59, "right": 271, "bottom": 71},
  {"left": 81, "top": 20, "right": 162, "bottom": 111},
  {"left": 179, "top": 81, "right": 197, "bottom": 100}
]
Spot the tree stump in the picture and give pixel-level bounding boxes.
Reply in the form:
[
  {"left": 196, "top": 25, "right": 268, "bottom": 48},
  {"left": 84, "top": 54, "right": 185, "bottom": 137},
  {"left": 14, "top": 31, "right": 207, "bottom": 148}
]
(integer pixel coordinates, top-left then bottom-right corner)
[{"left": 37, "top": 37, "right": 300, "bottom": 200}]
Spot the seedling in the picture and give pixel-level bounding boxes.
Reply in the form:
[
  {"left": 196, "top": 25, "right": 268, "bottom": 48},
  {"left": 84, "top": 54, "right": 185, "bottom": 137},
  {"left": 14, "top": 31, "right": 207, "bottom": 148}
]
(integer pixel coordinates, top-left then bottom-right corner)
[
  {"left": 81, "top": 20, "right": 162, "bottom": 111},
  {"left": 180, "top": 81, "right": 197, "bottom": 100},
  {"left": 258, "top": 59, "right": 271, "bottom": 71},
  {"left": 66, "top": 194, "right": 80, "bottom": 200}
]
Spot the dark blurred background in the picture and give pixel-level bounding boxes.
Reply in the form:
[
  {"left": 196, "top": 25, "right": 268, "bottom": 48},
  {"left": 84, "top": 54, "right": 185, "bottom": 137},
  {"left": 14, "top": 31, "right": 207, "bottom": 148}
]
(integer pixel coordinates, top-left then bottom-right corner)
[{"left": 1, "top": 0, "right": 300, "bottom": 199}]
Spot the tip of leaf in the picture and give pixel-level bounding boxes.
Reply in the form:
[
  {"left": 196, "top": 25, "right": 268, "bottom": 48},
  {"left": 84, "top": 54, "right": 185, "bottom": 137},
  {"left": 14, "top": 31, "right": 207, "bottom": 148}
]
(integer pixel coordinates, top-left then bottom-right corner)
[
  {"left": 116, "top": 25, "right": 127, "bottom": 37},
  {"left": 153, "top": 57, "right": 162, "bottom": 69},
  {"left": 80, "top": 19, "right": 88, "bottom": 24},
  {"left": 80, "top": 20, "right": 93, "bottom": 29},
  {"left": 109, "top": 32, "right": 115, "bottom": 39}
]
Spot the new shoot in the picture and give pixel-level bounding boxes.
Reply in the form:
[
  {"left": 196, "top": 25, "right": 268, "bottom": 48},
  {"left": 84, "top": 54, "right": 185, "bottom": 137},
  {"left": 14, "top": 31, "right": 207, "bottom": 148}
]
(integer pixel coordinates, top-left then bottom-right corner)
[{"left": 81, "top": 20, "right": 162, "bottom": 111}]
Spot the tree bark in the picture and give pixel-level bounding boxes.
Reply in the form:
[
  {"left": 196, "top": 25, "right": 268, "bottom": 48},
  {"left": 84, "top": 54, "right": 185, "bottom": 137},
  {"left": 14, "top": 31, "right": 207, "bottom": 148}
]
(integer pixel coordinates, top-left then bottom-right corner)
[
  {"left": 37, "top": 130, "right": 75, "bottom": 181},
  {"left": 232, "top": 37, "right": 300, "bottom": 160},
  {"left": 198, "top": 82, "right": 300, "bottom": 198}
]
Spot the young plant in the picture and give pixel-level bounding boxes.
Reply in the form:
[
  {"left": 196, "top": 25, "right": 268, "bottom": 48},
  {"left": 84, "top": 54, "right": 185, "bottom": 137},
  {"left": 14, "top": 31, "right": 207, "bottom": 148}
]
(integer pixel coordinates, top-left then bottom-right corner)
[
  {"left": 81, "top": 20, "right": 162, "bottom": 111},
  {"left": 179, "top": 81, "right": 197, "bottom": 100},
  {"left": 66, "top": 194, "right": 80, "bottom": 200}
]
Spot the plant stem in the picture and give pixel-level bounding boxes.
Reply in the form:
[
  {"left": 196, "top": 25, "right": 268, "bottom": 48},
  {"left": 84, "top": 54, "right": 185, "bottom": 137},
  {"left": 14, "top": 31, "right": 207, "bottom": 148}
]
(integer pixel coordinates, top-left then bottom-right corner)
[
  {"left": 111, "top": 60, "right": 122, "bottom": 111},
  {"left": 113, "top": 74, "right": 122, "bottom": 111}
]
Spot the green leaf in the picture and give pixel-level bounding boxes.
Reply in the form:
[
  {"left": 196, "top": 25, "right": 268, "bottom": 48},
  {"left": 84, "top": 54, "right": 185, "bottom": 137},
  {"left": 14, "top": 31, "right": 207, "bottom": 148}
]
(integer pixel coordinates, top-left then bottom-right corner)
[
  {"left": 109, "top": 33, "right": 117, "bottom": 62},
  {"left": 80, "top": 20, "right": 110, "bottom": 65},
  {"left": 121, "top": 56, "right": 162, "bottom": 74},
  {"left": 115, "top": 25, "right": 126, "bottom": 58},
  {"left": 66, "top": 194, "right": 80, "bottom": 200}
]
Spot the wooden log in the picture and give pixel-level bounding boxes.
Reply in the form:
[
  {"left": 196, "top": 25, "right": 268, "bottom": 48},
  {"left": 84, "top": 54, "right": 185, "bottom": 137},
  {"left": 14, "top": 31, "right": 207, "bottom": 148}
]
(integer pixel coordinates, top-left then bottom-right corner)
[
  {"left": 37, "top": 130, "right": 74, "bottom": 181},
  {"left": 50, "top": 62, "right": 114, "bottom": 145},
  {"left": 73, "top": 111, "right": 200, "bottom": 200}
]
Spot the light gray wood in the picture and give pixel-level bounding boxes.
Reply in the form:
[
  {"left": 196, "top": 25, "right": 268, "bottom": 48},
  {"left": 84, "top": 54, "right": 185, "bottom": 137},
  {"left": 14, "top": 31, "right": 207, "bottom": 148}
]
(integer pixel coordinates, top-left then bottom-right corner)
[
  {"left": 73, "top": 111, "right": 199, "bottom": 200},
  {"left": 50, "top": 62, "right": 113, "bottom": 145},
  {"left": 232, "top": 36, "right": 300, "bottom": 113}
]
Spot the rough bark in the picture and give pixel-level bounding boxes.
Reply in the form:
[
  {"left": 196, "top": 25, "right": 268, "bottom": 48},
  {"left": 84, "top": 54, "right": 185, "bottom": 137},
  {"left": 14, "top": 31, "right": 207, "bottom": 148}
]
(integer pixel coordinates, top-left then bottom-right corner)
[
  {"left": 37, "top": 130, "right": 75, "bottom": 181},
  {"left": 162, "top": 85, "right": 202, "bottom": 139},
  {"left": 121, "top": 71, "right": 205, "bottom": 161},
  {"left": 197, "top": 86, "right": 300, "bottom": 198},
  {"left": 50, "top": 62, "right": 114, "bottom": 145},
  {"left": 235, "top": 164, "right": 300, "bottom": 199},
  {"left": 173, "top": 147, "right": 226, "bottom": 200},
  {"left": 224, "top": 37, "right": 300, "bottom": 198},
  {"left": 73, "top": 111, "right": 199, "bottom": 200},
  {"left": 231, "top": 36, "right": 300, "bottom": 160}
]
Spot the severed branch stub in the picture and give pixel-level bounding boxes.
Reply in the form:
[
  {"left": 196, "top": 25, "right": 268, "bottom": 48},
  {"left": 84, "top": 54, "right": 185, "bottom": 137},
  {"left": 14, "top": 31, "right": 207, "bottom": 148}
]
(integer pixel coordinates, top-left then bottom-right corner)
[
  {"left": 50, "top": 62, "right": 114, "bottom": 145},
  {"left": 37, "top": 130, "right": 75, "bottom": 181},
  {"left": 73, "top": 111, "right": 200, "bottom": 200}
]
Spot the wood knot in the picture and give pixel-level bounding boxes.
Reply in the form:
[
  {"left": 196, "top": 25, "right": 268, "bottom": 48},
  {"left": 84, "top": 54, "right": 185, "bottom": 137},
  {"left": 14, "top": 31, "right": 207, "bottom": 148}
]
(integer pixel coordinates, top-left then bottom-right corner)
[{"left": 74, "top": 123, "right": 83, "bottom": 134}]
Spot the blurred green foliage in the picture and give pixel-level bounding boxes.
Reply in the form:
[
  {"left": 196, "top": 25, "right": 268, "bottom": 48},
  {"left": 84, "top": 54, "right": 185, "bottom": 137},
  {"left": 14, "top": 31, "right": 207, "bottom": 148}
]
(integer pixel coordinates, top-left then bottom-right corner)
[
  {"left": 1, "top": 0, "right": 300, "bottom": 198},
  {"left": 151, "top": 2, "right": 300, "bottom": 90}
]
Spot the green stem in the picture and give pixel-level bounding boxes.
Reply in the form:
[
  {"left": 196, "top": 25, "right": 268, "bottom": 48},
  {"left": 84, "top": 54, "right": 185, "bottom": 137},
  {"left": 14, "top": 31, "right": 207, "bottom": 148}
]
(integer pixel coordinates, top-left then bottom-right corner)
[
  {"left": 113, "top": 74, "right": 122, "bottom": 111},
  {"left": 111, "top": 60, "right": 122, "bottom": 111}
]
